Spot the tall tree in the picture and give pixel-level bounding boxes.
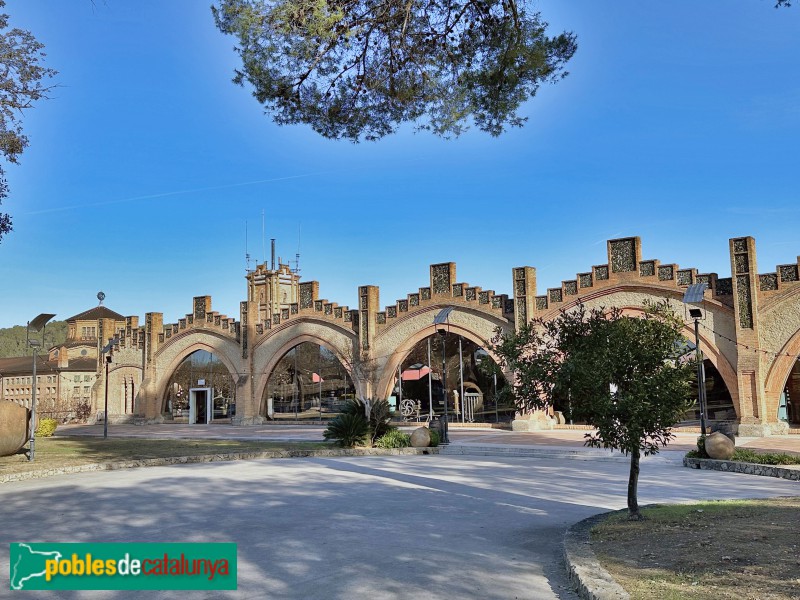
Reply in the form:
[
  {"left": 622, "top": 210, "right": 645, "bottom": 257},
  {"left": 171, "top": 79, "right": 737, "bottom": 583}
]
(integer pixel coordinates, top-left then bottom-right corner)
[
  {"left": 0, "top": 0, "right": 56, "bottom": 242},
  {"left": 212, "top": 0, "right": 577, "bottom": 141},
  {"left": 492, "top": 301, "right": 695, "bottom": 520}
]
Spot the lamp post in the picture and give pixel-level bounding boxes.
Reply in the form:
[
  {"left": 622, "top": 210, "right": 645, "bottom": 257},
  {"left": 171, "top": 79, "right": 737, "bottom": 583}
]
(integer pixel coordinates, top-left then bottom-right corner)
[
  {"left": 437, "top": 327, "right": 449, "bottom": 444},
  {"left": 494, "top": 372, "right": 498, "bottom": 423},
  {"left": 427, "top": 338, "right": 434, "bottom": 421},
  {"left": 104, "top": 354, "right": 111, "bottom": 439},
  {"left": 433, "top": 307, "right": 453, "bottom": 445},
  {"left": 100, "top": 338, "right": 119, "bottom": 440},
  {"left": 26, "top": 313, "right": 56, "bottom": 461},
  {"left": 690, "top": 310, "right": 708, "bottom": 436},
  {"left": 683, "top": 283, "right": 709, "bottom": 436},
  {"left": 458, "top": 336, "right": 464, "bottom": 424}
]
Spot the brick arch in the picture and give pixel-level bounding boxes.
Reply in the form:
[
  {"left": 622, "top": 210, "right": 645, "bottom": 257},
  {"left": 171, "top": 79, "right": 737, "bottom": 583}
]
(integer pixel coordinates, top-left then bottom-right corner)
[
  {"left": 105, "top": 364, "right": 144, "bottom": 415},
  {"left": 253, "top": 334, "right": 355, "bottom": 416},
  {"left": 542, "top": 283, "right": 710, "bottom": 318},
  {"left": 374, "top": 306, "right": 513, "bottom": 401},
  {"left": 757, "top": 286, "right": 800, "bottom": 421},
  {"left": 250, "top": 318, "right": 357, "bottom": 417},
  {"left": 548, "top": 287, "right": 740, "bottom": 415},
  {"left": 611, "top": 304, "right": 740, "bottom": 418},
  {"left": 764, "top": 328, "right": 800, "bottom": 420},
  {"left": 152, "top": 332, "right": 243, "bottom": 414},
  {"left": 524, "top": 293, "right": 743, "bottom": 420}
]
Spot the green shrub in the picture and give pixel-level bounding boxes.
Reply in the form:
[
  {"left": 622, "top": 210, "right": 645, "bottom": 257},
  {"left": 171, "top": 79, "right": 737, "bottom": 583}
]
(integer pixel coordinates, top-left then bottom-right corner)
[
  {"left": 428, "top": 429, "right": 440, "bottom": 447},
  {"left": 343, "top": 398, "right": 395, "bottom": 445},
  {"left": 731, "top": 448, "right": 800, "bottom": 465},
  {"left": 696, "top": 434, "right": 709, "bottom": 458},
  {"left": 35, "top": 418, "right": 58, "bottom": 437},
  {"left": 375, "top": 429, "right": 411, "bottom": 449},
  {"left": 323, "top": 413, "right": 369, "bottom": 448},
  {"left": 367, "top": 399, "right": 394, "bottom": 442},
  {"left": 685, "top": 447, "right": 800, "bottom": 466}
]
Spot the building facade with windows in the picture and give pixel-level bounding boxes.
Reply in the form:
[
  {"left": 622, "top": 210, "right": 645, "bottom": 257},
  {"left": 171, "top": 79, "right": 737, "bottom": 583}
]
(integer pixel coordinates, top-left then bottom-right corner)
[{"left": 0, "top": 306, "right": 127, "bottom": 422}]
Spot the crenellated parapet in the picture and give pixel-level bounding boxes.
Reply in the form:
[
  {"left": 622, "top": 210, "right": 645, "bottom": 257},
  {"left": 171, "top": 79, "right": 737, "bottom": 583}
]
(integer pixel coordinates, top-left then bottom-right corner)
[
  {"left": 375, "top": 262, "right": 514, "bottom": 332},
  {"left": 110, "top": 316, "right": 145, "bottom": 353},
  {"left": 755, "top": 255, "right": 800, "bottom": 305},
  {"left": 156, "top": 296, "right": 240, "bottom": 352},
  {"left": 521, "top": 236, "right": 729, "bottom": 317},
  {"left": 248, "top": 279, "right": 355, "bottom": 343}
]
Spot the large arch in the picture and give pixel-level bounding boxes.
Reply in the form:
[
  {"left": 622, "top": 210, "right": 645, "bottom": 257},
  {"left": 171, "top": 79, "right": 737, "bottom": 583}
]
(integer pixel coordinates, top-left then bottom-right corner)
[
  {"left": 555, "top": 287, "right": 741, "bottom": 420},
  {"left": 764, "top": 327, "right": 800, "bottom": 422},
  {"left": 374, "top": 305, "right": 513, "bottom": 402},
  {"left": 250, "top": 318, "right": 358, "bottom": 418},
  {"left": 105, "top": 363, "right": 144, "bottom": 416},
  {"left": 616, "top": 303, "right": 740, "bottom": 418},
  {"left": 151, "top": 331, "right": 243, "bottom": 417},
  {"left": 756, "top": 287, "right": 800, "bottom": 423}
]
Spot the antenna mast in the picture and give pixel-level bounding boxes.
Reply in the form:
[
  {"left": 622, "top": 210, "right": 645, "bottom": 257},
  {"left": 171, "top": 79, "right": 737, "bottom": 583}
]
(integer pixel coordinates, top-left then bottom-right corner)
[
  {"left": 245, "top": 221, "right": 251, "bottom": 273},
  {"left": 294, "top": 224, "right": 301, "bottom": 275},
  {"left": 261, "top": 209, "right": 266, "bottom": 270}
]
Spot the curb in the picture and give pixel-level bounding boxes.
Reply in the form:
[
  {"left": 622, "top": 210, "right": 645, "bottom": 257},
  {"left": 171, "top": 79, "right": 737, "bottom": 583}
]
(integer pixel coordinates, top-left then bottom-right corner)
[
  {"left": 440, "top": 445, "right": 629, "bottom": 462},
  {"left": 683, "top": 456, "right": 800, "bottom": 481},
  {"left": 563, "top": 511, "right": 630, "bottom": 600},
  {"left": 0, "top": 446, "right": 440, "bottom": 484}
]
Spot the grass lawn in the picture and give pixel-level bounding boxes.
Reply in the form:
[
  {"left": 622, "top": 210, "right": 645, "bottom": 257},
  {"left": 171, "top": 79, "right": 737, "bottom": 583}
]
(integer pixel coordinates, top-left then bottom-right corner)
[
  {"left": 0, "top": 437, "right": 330, "bottom": 477},
  {"left": 591, "top": 498, "right": 800, "bottom": 600}
]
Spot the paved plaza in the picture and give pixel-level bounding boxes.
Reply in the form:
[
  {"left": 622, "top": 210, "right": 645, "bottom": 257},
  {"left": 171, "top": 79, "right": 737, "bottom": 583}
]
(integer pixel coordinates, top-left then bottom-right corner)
[
  {"left": 53, "top": 422, "right": 800, "bottom": 456},
  {"left": 2, "top": 429, "right": 800, "bottom": 599}
]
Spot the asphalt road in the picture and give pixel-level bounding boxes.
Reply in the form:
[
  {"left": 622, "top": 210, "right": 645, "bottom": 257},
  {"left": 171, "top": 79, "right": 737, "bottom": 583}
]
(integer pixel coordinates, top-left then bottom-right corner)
[{"left": 2, "top": 454, "right": 799, "bottom": 599}]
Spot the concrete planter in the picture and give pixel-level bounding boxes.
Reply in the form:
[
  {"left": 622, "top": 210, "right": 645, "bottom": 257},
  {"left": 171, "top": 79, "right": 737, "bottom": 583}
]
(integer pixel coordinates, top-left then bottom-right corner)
[{"left": 683, "top": 456, "right": 800, "bottom": 481}]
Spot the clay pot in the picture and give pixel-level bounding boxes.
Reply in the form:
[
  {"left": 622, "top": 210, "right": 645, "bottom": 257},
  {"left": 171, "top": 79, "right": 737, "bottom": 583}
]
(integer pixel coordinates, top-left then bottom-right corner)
[
  {"left": 0, "top": 400, "right": 30, "bottom": 457},
  {"left": 410, "top": 427, "right": 432, "bottom": 448},
  {"left": 705, "top": 431, "right": 735, "bottom": 460}
]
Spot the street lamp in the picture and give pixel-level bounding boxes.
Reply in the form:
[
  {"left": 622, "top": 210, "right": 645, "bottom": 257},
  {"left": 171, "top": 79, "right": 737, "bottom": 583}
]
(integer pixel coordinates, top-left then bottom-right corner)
[
  {"left": 434, "top": 307, "right": 453, "bottom": 445},
  {"left": 437, "top": 327, "right": 450, "bottom": 445},
  {"left": 26, "top": 313, "right": 56, "bottom": 461},
  {"left": 101, "top": 338, "right": 119, "bottom": 440},
  {"left": 683, "top": 283, "right": 709, "bottom": 436}
]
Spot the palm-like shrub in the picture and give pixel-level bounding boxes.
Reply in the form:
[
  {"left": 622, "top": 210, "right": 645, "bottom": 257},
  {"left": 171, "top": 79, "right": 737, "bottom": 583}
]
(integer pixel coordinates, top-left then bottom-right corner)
[
  {"left": 343, "top": 398, "right": 395, "bottom": 445},
  {"left": 323, "top": 412, "right": 369, "bottom": 448}
]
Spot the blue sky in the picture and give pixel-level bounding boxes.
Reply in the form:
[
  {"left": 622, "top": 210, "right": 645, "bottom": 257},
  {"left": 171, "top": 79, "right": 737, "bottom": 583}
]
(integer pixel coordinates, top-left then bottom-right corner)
[{"left": 1, "top": 0, "right": 798, "bottom": 328}]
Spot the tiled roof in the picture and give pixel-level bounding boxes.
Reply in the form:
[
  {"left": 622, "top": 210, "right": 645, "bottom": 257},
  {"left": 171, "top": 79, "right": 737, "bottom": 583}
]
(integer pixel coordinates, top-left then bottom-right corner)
[
  {"left": 58, "top": 340, "right": 98, "bottom": 349},
  {"left": 0, "top": 356, "right": 98, "bottom": 375},
  {"left": 58, "top": 358, "right": 98, "bottom": 372},
  {"left": 65, "top": 306, "right": 126, "bottom": 322},
  {"left": 0, "top": 355, "right": 56, "bottom": 375}
]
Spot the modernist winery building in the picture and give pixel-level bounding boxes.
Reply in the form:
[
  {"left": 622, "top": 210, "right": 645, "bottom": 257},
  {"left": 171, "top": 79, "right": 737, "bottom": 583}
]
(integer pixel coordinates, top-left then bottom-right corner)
[{"left": 2, "top": 236, "right": 799, "bottom": 436}]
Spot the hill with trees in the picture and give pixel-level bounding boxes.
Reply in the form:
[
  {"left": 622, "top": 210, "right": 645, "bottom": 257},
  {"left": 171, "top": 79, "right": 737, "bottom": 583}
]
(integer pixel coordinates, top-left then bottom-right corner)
[{"left": 0, "top": 321, "right": 68, "bottom": 358}]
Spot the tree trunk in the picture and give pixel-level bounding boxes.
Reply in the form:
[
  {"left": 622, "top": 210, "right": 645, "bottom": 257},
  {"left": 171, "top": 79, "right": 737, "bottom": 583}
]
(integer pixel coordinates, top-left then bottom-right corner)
[{"left": 627, "top": 448, "right": 642, "bottom": 520}]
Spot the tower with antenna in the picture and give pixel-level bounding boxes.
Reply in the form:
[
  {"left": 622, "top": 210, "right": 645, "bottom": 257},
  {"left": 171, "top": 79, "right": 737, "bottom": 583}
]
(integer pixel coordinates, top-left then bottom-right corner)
[
  {"left": 293, "top": 224, "right": 301, "bottom": 275},
  {"left": 245, "top": 231, "right": 301, "bottom": 325},
  {"left": 244, "top": 221, "right": 253, "bottom": 274}
]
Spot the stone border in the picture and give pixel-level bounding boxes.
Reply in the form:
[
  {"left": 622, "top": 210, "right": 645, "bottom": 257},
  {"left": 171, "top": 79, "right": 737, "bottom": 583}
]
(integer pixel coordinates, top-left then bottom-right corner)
[
  {"left": 0, "top": 447, "right": 440, "bottom": 484},
  {"left": 563, "top": 511, "right": 630, "bottom": 600},
  {"left": 683, "top": 456, "right": 800, "bottom": 481}
]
